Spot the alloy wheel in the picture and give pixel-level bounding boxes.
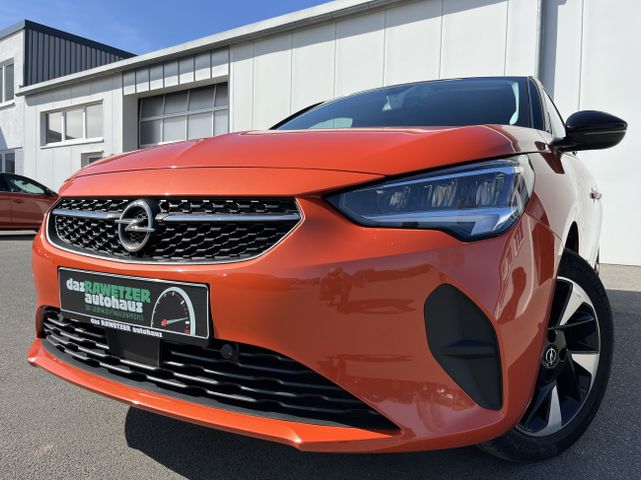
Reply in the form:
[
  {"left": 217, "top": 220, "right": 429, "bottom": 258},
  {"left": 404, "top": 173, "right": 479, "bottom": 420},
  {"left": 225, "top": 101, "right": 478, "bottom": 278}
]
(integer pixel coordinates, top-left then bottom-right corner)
[{"left": 516, "top": 276, "right": 601, "bottom": 437}]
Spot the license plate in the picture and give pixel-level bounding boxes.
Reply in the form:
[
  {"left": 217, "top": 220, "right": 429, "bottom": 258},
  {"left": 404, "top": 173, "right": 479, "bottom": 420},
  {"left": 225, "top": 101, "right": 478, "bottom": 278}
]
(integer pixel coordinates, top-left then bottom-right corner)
[{"left": 59, "top": 268, "right": 210, "bottom": 346}]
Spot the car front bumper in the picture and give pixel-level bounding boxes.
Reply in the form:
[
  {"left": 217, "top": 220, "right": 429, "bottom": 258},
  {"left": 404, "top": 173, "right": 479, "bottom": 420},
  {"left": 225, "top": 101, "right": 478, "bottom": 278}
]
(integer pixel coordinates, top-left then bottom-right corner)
[{"left": 28, "top": 196, "right": 561, "bottom": 452}]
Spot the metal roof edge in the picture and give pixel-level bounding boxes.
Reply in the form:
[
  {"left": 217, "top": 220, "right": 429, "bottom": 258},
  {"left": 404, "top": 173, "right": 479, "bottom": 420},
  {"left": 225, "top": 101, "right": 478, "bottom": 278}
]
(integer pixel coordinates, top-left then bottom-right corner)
[{"left": 0, "top": 20, "right": 26, "bottom": 42}]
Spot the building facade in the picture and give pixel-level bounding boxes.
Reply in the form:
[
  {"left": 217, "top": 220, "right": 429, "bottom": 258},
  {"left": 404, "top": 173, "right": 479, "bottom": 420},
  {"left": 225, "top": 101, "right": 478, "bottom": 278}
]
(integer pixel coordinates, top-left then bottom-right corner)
[
  {"left": 10, "top": 0, "right": 641, "bottom": 265},
  {"left": 0, "top": 20, "right": 133, "bottom": 175}
]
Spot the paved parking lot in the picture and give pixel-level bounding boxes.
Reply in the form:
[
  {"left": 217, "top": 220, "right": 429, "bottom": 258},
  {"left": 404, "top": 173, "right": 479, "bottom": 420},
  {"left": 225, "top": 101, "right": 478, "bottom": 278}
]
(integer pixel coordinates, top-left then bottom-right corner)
[{"left": 1, "top": 232, "right": 640, "bottom": 479}]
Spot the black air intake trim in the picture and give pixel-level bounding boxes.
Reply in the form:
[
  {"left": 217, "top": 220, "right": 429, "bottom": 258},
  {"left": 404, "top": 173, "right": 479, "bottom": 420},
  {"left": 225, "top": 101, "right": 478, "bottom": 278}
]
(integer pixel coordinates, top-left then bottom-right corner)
[{"left": 424, "top": 284, "right": 502, "bottom": 410}]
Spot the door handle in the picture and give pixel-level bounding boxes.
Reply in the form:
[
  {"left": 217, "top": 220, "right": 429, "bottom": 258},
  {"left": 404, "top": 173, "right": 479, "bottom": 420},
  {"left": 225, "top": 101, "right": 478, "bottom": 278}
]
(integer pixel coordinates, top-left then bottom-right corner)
[
  {"left": 13, "top": 199, "right": 25, "bottom": 204},
  {"left": 590, "top": 189, "right": 602, "bottom": 200}
]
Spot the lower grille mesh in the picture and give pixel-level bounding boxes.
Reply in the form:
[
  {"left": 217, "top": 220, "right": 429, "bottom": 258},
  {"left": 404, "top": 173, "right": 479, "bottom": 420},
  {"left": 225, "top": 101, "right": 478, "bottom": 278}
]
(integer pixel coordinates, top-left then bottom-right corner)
[{"left": 41, "top": 311, "right": 396, "bottom": 430}]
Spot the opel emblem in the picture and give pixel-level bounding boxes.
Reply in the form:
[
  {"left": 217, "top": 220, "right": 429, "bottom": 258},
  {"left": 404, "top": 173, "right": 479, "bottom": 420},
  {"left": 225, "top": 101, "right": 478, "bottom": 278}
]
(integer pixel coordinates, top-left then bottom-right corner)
[
  {"left": 543, "top": 345, "right": 559, "bottom": 368},
  {"left": 115, "top": 200, "right": 159, "bottom": 253}
]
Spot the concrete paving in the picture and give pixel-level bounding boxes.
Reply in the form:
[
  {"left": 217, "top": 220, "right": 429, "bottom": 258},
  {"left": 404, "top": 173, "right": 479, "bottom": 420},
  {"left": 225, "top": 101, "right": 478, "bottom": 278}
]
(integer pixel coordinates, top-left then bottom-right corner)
[{"left": 1, "top": 233, "right": 640, "bottom": 479}]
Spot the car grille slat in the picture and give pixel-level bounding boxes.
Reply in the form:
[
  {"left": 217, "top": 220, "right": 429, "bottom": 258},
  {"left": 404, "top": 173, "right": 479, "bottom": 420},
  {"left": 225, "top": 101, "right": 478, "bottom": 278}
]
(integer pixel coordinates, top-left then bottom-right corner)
[
  {"left": 48, "top": 197, "right": 301, "bottom": 263},
  {"left": 166, "top": 348, "right": 312, "bottom": 376},
  {"left": 162, "top": 359, "right": 345, "bottom": 394},
  {"left": 42, "top": 312, "right": 397, "bottom": 430}
]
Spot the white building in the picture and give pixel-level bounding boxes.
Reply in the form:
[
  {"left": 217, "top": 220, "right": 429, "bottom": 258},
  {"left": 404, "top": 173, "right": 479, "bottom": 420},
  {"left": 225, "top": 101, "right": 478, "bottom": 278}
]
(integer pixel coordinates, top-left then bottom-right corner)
[
  {"left": 10, "top": 0, "right": 641, "bottom": 265},
  {"left": 0, "top": 20, "right": 132, "bottom": 175}
]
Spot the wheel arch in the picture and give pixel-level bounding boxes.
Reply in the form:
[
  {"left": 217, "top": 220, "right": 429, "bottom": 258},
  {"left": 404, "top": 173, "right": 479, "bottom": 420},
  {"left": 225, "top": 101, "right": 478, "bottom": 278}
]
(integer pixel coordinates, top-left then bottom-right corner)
[{"left": 565, "top": 222, "right": 580, "bottom": 255}]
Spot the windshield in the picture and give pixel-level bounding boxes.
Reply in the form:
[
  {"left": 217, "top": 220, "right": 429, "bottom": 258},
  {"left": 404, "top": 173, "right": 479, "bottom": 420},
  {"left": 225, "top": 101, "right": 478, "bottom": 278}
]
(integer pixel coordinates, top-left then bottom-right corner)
[{"left": 276, "top": 77, "right": 530, "bottom": 130}]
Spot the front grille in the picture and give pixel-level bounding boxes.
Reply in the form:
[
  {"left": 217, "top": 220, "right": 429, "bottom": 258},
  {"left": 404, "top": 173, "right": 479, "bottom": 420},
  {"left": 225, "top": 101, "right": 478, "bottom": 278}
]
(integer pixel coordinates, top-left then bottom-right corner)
[
  {"left": 41, "top": 311, "right": 396, "bottom": 430},
  {"left": 48, "top": 197, "right": 301, "bottom": 263}
]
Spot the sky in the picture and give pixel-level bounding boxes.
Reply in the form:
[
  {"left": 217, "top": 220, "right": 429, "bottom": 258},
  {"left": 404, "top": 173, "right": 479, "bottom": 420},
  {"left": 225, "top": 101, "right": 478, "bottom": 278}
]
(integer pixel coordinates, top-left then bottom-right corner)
[{"left": 1, "top": 0, "right": 330, "bottom": 54}]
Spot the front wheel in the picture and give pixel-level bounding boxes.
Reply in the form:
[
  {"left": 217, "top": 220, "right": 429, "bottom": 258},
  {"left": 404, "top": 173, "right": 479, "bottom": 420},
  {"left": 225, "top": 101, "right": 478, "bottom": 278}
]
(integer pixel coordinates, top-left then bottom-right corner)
[{"left": 479, "top": 249, "right": 613, "bottom": 462}]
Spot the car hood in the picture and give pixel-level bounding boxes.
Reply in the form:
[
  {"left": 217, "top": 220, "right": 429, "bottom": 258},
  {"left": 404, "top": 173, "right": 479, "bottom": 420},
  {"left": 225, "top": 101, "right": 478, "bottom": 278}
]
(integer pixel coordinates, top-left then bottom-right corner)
[{"left": 76, "top": 125, "right": 546, "bottom": 178}]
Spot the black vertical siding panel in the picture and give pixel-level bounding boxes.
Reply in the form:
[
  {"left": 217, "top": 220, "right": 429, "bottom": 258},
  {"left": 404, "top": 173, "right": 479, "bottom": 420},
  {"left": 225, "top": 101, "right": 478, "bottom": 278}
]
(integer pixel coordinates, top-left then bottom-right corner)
[
  {"left": 35, "top": 32, "right": 40, "bottom": 84},
  {"left": 42, "top": 32, "right": 47, "bottom": 83},
  {"left": 24, "top": 28, "right": 31, "bottom": 85},
  {"left": 23, "top": 25, "right": 133, "bottom": 85},
  {"left": 41, "top": 32, "right": 47, "bottom": 83},
  {"left": 65, "top": 40, "right": 71, "bottom": 77},
  {"left": 60, "top": 39, "right": 65, "bottom": 77},
  {"left": 49, "top": 34, "right": 55, "bottom": 80},
  {"left": 23, "top": 29, "right": 28, "bottom": 85},
  {"left": 55, "top": 37, "right": 60, "bottom": 78},
  {"left": 72, "top": 42, "right": 78, "bottom": 74},
  {"left": 40, "top": 33, "right": 47, "bottom": 84},
  {"left": 35, "top": 31, "right": 39, "bottom": 84},
  {"left": 34, "top": 30, "right": 39, "bottom": 84},
  {"left": 76, "top": 43, "right": 81, "bottom": 75},
  {"left": 34, "top": 31, "right": 39, "bottom": 84},
  {"left": 52, "top": 36, "right": 57, "bottom": 78},
  {"left": 33, "top": 31, "right": 38, "bottom": 84}
]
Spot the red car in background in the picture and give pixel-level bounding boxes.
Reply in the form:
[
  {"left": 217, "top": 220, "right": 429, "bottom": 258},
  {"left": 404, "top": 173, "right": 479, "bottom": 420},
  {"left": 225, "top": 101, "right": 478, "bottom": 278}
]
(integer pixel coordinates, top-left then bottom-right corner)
[{"left": 0, "top": 173, "right": 58, "bottom": 230}]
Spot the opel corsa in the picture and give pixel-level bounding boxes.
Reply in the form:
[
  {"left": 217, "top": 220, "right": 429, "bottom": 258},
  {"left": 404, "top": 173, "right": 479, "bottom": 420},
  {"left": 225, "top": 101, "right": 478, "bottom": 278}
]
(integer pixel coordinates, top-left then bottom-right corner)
[{"left": 28, "top": 77, "right": 627, "bottom": 461}]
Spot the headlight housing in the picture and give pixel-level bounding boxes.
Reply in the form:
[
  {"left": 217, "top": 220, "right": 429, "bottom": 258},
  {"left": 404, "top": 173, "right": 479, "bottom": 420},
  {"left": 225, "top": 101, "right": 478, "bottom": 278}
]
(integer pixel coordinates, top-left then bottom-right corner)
[{"left": 327, "top": 155, "right": 534, "bottom": 240}]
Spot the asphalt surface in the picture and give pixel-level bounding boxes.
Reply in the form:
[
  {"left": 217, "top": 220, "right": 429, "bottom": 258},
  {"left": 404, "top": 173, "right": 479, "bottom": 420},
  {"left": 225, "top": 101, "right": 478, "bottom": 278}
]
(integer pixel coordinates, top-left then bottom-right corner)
[{"left": 1, "top": 232, "right": 640, "bottom": 479}]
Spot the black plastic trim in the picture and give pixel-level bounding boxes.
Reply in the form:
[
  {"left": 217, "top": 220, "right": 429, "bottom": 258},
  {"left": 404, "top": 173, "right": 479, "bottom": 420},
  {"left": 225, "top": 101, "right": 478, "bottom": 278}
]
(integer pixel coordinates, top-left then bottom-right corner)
[
  {"left": 424, "top": 284, "right": 503, "bottom": 410},
  {"left": 41, "top": 312, "right": 398, "bottom": 431}
]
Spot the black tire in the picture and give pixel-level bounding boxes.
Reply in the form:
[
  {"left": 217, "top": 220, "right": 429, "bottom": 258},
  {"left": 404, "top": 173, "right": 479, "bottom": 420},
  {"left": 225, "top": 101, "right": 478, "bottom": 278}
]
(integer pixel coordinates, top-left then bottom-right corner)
[{"left": 478, "top": 249, "right": 613, "bottom": 462}]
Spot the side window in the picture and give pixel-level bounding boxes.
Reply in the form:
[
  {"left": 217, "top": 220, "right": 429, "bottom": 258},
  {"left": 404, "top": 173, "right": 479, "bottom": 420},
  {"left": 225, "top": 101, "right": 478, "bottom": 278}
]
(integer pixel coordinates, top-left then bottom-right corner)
[
  {"left": 542, "top": 92, "right": 566, "bottom": 139},
  {"left": 0, "top": 175, "right": 9, "bottom": 192},
  {"left": 527, "top": 80, "right": 545, "bottom": 131},
  {"left": 309, "top": 118, "right": 353, "bottom": 129},
  {"left": 5, "top": 175, "right": 46, "bottom": 195}
]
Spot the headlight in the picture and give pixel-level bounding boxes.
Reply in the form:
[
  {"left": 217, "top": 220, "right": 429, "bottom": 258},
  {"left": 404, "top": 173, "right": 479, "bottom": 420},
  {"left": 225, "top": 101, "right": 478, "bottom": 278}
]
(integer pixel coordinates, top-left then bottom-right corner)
[{"left": 327, "top": 155, "right": 534, "bottom": 240}]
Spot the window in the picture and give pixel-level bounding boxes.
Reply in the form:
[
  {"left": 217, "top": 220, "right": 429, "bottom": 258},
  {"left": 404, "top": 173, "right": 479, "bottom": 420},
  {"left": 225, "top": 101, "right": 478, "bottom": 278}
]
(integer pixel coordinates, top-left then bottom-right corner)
[
  {"left": 43, "top": 103, "right": 103, "bottom": 146},
  {"left": 81, "top": 152, "right": 103, "bottom": 167},
  {"left": 0, "top": 150, "right": 15, "bottom": 173},
  {"left": 138, "top": 83, "right": 229, "bottom": 147},
  {"left": 277, "top": 77, "right": 531, "bottom": 131},
  {"left": 1, "top": 61, "right": 14, "bottom": 103},
  {"left": 5, "top": 174, "right": 46, "bottom": 195},
  {"left": 542, "top": 92, "right": 566, "bottom": 139}
]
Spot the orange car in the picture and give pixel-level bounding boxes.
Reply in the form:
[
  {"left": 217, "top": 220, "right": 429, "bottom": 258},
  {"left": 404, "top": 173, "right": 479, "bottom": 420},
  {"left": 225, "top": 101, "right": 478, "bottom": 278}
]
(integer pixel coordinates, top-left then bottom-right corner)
[{"left": 28, "top": 77, "right": 627, "bottom": 461}]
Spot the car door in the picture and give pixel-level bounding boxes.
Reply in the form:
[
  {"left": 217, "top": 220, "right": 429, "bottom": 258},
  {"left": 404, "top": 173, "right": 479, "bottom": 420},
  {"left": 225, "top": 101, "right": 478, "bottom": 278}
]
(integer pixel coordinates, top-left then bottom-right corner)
[
  {"left": 540, "top": 89, "right": 602, "bottom": 266},
  {"left": 4, "top": 174, "right": 55, "bottom": 228},
  {"left": 0, "top": 175, "right": 12, "bottom": 228}
]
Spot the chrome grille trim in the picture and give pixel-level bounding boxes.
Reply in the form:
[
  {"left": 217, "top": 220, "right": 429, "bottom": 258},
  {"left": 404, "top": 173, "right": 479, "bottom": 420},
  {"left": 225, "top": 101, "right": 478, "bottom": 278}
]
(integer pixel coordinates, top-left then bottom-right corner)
[
  {"left": 52, "top": 209, "right": 121, "bottom": 220},
  {"left": 157, "top": 213, "right": 301, "bottom": 223},
  {"left": 47, "top": 197, "right": 302, "bottom": 264},
  {"left": 52, "top": 209, "right": 301, "bottom": 224}
]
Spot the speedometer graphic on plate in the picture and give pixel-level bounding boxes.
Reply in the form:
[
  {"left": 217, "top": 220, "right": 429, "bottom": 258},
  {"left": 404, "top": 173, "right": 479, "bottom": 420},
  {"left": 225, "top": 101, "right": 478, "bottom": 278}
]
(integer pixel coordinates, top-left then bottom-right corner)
[{"left": 151, "top": 286, "right": 196, "bottom": 335}]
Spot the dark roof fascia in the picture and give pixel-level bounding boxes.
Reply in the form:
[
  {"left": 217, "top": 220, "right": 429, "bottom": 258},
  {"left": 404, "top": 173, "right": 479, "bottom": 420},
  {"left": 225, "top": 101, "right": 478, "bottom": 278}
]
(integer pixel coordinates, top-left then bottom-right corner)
[{"left": 23, "top": 20, "right": 135, "bottom": 58}]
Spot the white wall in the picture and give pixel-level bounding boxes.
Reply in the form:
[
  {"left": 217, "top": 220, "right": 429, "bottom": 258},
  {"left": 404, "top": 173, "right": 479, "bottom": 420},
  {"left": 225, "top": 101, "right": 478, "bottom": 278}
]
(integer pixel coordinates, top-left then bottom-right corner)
[
  {"left": 230, "top": 0, "right": 540, "bottom": 132},
  {"left": 122, "top": 48, "right": 229, "bottom": 96},
  {"left": 0, "top": 29, "right": 24, "bottom": 172},
  {"left": 23, "top": 48, "right": 231, "bottom": 191},
  {"left": 541, "top": 0, "right": 641, "bottom": 265},
  {"left": 23, "top": 75, "right": 123, "bottom": 190}
]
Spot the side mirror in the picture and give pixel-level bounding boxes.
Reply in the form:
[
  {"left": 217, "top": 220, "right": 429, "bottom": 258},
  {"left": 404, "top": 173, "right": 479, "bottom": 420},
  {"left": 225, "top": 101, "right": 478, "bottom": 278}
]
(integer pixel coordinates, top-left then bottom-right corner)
[
  {"left": 554, "top": 110, "right": 627, "bottom": 152},
  {"left": 46, "top": 188, "right": 57, "bottom": 197}
]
